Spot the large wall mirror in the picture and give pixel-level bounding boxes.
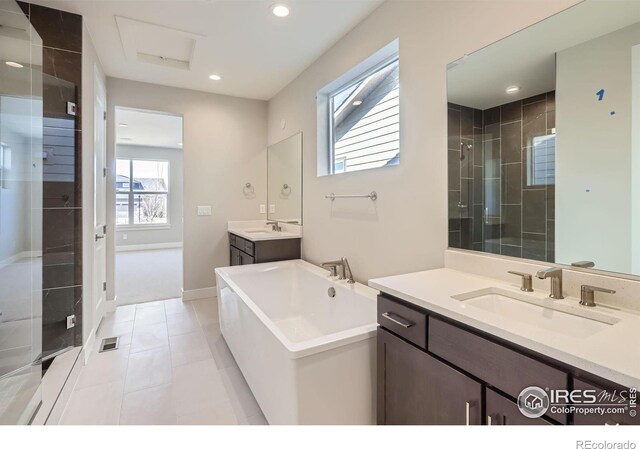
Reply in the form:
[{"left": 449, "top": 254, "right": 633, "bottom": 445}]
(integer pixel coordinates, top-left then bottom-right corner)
[
  {"left": 447, "top": 0, "right": 640, "bottom": 276},
  {"left": 267, "top": 132, "right": 302, "bottom": 224}
]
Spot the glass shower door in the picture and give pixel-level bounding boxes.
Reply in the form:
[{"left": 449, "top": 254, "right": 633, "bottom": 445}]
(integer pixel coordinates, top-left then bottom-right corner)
[{"left": 0, "top": 0, "right": 43, "bottom": 424}]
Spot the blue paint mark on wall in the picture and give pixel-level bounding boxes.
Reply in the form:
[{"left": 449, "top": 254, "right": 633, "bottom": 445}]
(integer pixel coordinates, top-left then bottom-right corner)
[{"left": 596, "top": 89, "right": 605, "bottom": 101}]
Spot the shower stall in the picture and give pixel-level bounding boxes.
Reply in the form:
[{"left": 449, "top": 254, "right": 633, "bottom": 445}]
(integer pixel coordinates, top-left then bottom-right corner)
[
  {"left": 0, "top": 1, "right": 44, "bottom": 424},
  {"left": 448, "top": 92, "right": 556, "bottom": 263}
]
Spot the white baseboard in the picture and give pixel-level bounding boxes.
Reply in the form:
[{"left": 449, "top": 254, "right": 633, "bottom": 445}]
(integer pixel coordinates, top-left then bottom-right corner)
[
  {"left": 182, "top": 286, "right": 217, "bottom": 301},
  {"left": 116, "top": 242, "right": 182, "bottom": 252},
  {"left": 105, "top": 297, "right": 117, "bottom": 313},
  {"left": 83, "top": 329, "right": 96, "bottom": 364}
]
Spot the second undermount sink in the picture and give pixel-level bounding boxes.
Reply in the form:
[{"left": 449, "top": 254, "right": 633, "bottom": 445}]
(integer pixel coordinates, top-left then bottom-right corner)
[{"left": 451, "top": 288, "right": 620, "bottom": 338}]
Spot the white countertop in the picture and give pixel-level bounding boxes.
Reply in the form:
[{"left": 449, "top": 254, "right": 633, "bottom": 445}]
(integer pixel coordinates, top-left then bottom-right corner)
[
  {"left": 369, "top": 268, "right": 640, "bottom": 387},
  {"left": 228, "top": 220, "right": 302, "bottom": 242}
]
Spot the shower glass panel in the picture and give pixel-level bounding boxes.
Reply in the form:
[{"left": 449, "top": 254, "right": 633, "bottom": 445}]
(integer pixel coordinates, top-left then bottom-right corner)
[{"left": 0, "top": 0, "right": 44, "bottom": 424}]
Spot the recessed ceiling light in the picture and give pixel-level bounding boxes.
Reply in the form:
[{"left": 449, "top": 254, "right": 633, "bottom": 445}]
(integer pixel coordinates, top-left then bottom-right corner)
[
  {"left": 271, "top": 3, "right": 290, "bottom": 17},
  {"left": 119, "top": 123, "right": 128, "bottom": 127},
  {"left": 209, "top": 74, "right": 221, "bottom": 81},
  {"left": 352, "top": 100, "right": 363, "bottom": 106},
  {"left": 5, "top": 61, "right": 24, "bottom": 68},
  {"left": 505, "top": 85, "right": 520, "bottom": 94}
]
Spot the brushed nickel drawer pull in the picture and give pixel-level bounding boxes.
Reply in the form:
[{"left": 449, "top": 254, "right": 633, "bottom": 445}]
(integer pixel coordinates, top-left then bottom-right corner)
[
  {"left": 382, "top": 312, "right": 415, "bottom": 328},
  {"left": 466, "top": 401, "right": 471, "bottom": 426}
]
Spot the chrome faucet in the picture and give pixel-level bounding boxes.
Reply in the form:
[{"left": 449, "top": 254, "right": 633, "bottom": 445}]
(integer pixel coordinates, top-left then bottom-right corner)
[
  {"left": 266, "top": 220, "right": 281, "bottom": 232},
  {"left": 341, "top": 257, "right": 355, "bottom": 284},
  {"left": 579, "top": 285, "right": 615, "bottom": 307},
  {"left": 535, "top": 267, "right": 564, "bottom": 299},
  {"left": 507, "top": 271, "right": 533, "bottom": 292},
  {"left": 320, "top": 257, "right": 355, "bottom": 284},
  {"left": 571, "top": 261, "right": 595, "bottom": 268},
  {"left": 321, "top": 260, "right": 342, "bottom": 278}
]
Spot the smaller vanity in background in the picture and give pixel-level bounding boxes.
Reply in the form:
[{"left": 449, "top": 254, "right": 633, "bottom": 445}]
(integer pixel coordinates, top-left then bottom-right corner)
[
  {"left": 228, "top": 131, "right": 304, "bottom": 266},
  {"left": 228, "top": 220, "right": 301, "bottom": 266}
]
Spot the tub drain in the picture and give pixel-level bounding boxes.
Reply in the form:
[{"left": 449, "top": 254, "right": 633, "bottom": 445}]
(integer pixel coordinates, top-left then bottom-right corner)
[{"left": 328, "top": 287, "right": 336, "bottom": 298}]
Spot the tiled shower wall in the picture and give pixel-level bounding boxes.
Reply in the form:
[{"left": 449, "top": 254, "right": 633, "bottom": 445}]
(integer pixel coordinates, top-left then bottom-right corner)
[
  {"left": 19, "top": 2, "right": 83, "bottom": 352},
  {"left": 448, "top": 92, "right": 556, "bottom": 263},
  {"left": 447, "top": 103, "right": 483, "bottom": 250}
]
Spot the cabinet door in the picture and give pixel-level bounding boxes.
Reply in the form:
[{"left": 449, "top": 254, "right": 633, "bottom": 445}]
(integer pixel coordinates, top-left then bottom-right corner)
[
  {"left": 573, "top": 379, "right": 640, "bottom": 425},
  {"left": 239, "top": 251, "right": 254, "bottom": 265},
  {"left": 378, "top": 328, "right": 482, "bottom": 425},
  {"left": 230, "top": 247, "right": 241, "bottom": 266},
  {"left": 486, "top": 388, "right": 553, "bottom": 425}
]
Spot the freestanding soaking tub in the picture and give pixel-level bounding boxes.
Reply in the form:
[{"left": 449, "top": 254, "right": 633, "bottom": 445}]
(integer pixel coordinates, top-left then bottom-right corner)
[{"left": 215, "top": 259, "right": 377, "bottom": 424}]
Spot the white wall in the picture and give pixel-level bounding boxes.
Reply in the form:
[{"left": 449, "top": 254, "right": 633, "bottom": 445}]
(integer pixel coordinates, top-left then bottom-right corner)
[
  {"left": 632, "top": 44, "right": 640, "bottom": 273},
  {"left": 81, "top": 23, "right": 107, "bottom": 345},
  {"left": 106, "top": 78, "right": 267, "bottom": 298},
  {"left": 115, "top": 144, "right": 184, "bottom": 248},
  {"left": 556, "top": 23, "right": 640, "bottom": 274},
  {"left": 266, "top": 0, "right": 579, "bottom": 283}
]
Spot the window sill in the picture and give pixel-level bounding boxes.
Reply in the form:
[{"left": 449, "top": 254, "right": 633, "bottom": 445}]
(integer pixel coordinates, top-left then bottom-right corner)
[{"left": 116, "top": 224, "right": 171, "bottom": 231}]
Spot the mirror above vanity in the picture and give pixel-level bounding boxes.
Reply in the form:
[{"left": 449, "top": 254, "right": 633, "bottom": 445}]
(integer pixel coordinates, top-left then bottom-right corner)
[
  {"left": 447, "top": 0, "right": 640, "bottom": 277},
  {"left": 267, "top": 132, "right": 302, "bottom": 225}
]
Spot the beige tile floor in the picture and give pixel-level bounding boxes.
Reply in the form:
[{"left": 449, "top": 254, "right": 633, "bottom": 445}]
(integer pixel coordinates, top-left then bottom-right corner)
[{"left": 60, "top": 298, "right": 267, "bottom": 425}]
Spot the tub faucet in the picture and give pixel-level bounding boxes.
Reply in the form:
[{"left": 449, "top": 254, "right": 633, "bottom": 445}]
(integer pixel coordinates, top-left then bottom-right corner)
[
  {"left": 535, "top": 267, "right": 564, "bottom": 299},
  {"left": 341, "top": 257, "right": 355, "bottom": 284},
  {"left": 320, "top": 258, "right": 355, "bottom": 283},
  {"left": 321, "top": 260, "right": 343, "bottom": 279}
]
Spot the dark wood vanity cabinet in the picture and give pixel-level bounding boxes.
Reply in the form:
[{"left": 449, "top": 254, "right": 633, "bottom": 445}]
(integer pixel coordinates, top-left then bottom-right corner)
[
  {"left": 377, "top": 293, "right": 637, "bottom": 426},
  {"left": 378, "top": 328, "right": 482, "bottom": 425},
  {"left": 229, "top": 233, "right": 300, "bottom": 266},
  {"left": 486, "top": 388, "right": 552, "bottom": 425}
]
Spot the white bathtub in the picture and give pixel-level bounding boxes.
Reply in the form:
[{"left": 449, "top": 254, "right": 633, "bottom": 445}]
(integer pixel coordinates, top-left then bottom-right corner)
[{"left": 214, "top": 259, "right": 378, "bottom": 424}]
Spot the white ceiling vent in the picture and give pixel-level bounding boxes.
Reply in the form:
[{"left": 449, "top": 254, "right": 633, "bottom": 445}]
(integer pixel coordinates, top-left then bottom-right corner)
[{"left": 115, "top": 16, "right": 202, "bottom": 71}]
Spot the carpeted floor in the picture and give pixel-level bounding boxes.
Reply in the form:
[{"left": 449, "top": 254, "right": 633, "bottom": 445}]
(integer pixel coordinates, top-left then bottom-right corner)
[{"left": 115, "top": 248, "right": 182, "bottom": 306}]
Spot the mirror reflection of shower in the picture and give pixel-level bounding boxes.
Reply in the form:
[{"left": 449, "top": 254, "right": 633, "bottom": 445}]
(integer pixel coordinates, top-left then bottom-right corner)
[{"left": 460, "top": 141, "right": 473, "bottom": 160}]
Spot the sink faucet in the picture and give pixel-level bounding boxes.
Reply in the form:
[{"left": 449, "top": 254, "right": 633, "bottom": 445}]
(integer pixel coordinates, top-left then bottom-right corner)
[
  {"left": 320, "top": 257, "right": 355, "bottom": 284},
  {"left": 535, "top": 267, "right": 564, "bottom": 299},
  {"left": 266, "top": 220, "right": 281, "bottom": 232},
  {"left": 579, "top": 285, "right": 615, "bottom": 307}
]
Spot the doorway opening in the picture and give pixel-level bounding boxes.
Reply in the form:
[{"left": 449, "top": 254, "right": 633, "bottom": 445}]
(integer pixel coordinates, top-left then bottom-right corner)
[{"left": 114, "top": 107, "right": 184, "bottom": 306}]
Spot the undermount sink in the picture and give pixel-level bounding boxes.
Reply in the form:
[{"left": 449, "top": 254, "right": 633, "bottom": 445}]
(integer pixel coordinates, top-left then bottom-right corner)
[
  {"left": 451, "top": 288, "right": 619, "bottom": 338},
  {"left": 245, "top": 230, "right": 272, "bottom": 235}
]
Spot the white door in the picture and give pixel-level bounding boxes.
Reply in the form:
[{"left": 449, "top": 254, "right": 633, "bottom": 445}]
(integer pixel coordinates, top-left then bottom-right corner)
[{"left": 94, "top": 70, "right": 107, "bottom": 329}]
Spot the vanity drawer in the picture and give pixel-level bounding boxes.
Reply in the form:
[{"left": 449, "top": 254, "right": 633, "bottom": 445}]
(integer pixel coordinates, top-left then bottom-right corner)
[
  {"left": 572, "top": 378, "right": 640, "bottom": 425},
  {"left": 428, "top": 316, "right": 568, "bottom": 423},
  {"left": 243, "top": 240, "right": 255, "bottom": 256},
  {"left": 377, "top": 295, "right": 427, "bottom": 349}
]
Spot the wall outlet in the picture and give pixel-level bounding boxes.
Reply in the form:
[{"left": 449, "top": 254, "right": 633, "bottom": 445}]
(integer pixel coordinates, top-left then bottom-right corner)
[
  {"left": 259, "top": 204, "right": 266, "bottom": 214},
  {"left": 122, "top": 234, "right": 127, "bottom": 240},
  {"left": 269, "top": 204, "right": 276, "bottom": 213},
  {"left": 197, "top": 206, "right": 212, "bottom": 216}
]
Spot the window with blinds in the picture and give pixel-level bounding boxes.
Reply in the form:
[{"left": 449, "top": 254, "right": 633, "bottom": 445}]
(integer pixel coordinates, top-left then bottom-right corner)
[{"left": 329, "top": 57, "right": 400, "bottom": 174}]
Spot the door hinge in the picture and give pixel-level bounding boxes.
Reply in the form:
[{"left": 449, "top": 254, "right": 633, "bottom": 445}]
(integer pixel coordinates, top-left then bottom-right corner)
[
  {"left": 103, "top": 111, "right": 107, "bottom": 120},
  {"left": 103, "top": 167, "right": 107, "bottom": 177},
  {"left": 103, "top": 282, "right": 107, "bottom": 292},
  {"left": 66, "top": 315, "right": 76, "bottom": 329}
]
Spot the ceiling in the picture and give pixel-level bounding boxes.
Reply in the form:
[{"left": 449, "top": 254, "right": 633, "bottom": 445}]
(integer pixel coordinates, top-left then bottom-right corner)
[
  {"left": 29, "top": 0, "right": 384, "bottom": 100},
  {"left": 115, "top": 108, "right": 183, "bottom": 148},
  {"left": 447, "top": 0, "right": 640, "bottom": 110}
]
